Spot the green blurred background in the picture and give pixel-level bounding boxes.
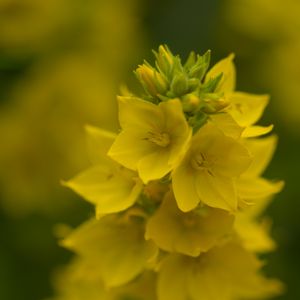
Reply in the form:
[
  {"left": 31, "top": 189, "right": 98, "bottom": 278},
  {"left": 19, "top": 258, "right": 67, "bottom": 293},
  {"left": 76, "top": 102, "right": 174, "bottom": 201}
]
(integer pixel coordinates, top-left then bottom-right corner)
[{"left": 0, "top": 0, "right": 299, "bottom": 299}]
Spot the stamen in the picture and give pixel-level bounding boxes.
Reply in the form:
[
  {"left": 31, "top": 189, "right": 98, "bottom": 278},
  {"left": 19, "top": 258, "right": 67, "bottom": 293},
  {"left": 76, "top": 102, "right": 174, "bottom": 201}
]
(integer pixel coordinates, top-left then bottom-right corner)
[
  {"left": 190, "top": 152, "right": 213, "bottom": 174},
  {"left": 145, "top": 131, "right": 170, "bottom": 147}
]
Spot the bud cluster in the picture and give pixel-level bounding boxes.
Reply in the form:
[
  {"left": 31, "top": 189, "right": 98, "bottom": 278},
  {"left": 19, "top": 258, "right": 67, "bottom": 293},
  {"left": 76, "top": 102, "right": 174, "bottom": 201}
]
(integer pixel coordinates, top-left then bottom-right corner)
[{"left": 135, "top": 46, "right": 232, "bottom": 132}]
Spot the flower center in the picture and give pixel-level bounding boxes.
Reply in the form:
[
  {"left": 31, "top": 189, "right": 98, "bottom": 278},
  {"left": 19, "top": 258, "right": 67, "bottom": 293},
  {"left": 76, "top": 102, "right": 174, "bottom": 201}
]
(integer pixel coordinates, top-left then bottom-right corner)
[
  {"left": 191, "top": 153, "right": 211, "bottom": 171},
  {"left": 147, "top": 131, "right": 170, "bottom": 147}
]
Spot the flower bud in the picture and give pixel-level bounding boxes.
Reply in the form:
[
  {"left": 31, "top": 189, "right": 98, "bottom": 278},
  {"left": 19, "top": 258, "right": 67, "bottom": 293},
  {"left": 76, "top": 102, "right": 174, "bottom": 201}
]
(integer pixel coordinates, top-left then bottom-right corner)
[
  {"left": 136, "top": 64, "right": 168, "bottom": 97},
  {"left": 156, "top": 45, "right": 174, "bottom": 76},
  {"left": 202, "top": 97, "right": 230, "bottom": 114},
  {"left": 171, "top": 73, "right": 189, "bottom": 96},
  {"left": 182, "top": 93, "right": 201, "bottom": 113}
]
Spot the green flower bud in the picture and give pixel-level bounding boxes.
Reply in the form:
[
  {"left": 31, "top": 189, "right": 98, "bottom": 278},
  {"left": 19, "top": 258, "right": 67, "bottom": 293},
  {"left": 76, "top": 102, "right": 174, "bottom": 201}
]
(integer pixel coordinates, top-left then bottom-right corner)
[
  {"left": 171, "top": 73, "right": 189, "bottom": 96},
  {"left": 188, "top": 50, "right": 211, "bottom": 80},
  {"left": 182, "top": 93, "right": 201, "bottom": 113},
  {"left": 201, "top": 72, "right": 223, "bottom": 93},
  {"left": 202, "top": 97, "right": 230, "bottom": 114},
  {"left": 135, "top": 64, "right": 168, "bottom": 97},
  {"left": 154, "top": 45, "right": 174, "bottom": 77}
]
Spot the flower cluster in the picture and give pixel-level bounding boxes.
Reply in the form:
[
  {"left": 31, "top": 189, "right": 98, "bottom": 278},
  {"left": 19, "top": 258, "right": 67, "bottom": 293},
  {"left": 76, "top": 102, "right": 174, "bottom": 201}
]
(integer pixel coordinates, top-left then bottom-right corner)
[{"left": 55, "top": 46, "right": 284, "bottom": 300}]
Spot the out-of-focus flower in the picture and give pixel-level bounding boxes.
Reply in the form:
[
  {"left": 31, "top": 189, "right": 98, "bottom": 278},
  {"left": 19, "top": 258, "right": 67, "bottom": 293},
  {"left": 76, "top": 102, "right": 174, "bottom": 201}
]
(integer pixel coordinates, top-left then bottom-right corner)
[
  {"left": 52, "top": 259, "right": 157, "bottom": 300},
  {"left": 145, "top": 191, "right": 234, "bottom": 256},
  {"left": 63, "top": 126, "right": 143, "bottom": 216},
  {"left": 158, "top": 242, "right": 283, "bottom": 300},
  {"left": 61, "top": 213, "right": 158, "bottom": 288}
]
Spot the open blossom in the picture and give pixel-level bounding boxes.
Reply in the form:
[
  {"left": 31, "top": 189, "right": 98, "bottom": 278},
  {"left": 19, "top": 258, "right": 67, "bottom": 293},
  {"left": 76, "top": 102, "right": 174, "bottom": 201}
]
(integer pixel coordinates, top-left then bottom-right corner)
[
  {"left": 62, "top": 213, "right": 158, "bottom": 288},
  {"left": 108, "top": 96, "right": 192, "bottom": 183},
  {"left": 63, "top": 125, "right": 143, "bottom": 216},
  {"left": 145, "top": 191, "right": 234, "bottom": 256},
  {"left": 205, "top": 55, "right": 273, "bottom": 137},
  {"left": 56, "top": 45, "right": 284, "bottom": 300},
  {"left": 172, "top": 122, "right": 252, "bottom": 212},
  {"left": 158, "top": 242, "right": 283, "bottom": 300}
]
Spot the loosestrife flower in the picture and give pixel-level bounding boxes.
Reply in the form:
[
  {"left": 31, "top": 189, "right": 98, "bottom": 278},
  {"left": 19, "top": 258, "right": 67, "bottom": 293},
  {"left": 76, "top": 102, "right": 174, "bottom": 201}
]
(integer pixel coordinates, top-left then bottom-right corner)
[
  {"left": 108, "top": 97, "right": 192, "bottom": 183},
  {"left": 56, "top": 45, "right": 284, "bottom": 300}
]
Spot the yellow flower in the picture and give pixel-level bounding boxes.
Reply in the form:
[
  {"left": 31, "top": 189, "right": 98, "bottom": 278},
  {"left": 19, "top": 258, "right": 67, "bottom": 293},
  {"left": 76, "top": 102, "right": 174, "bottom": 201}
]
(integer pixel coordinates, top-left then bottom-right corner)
[
  {"left": 63, "top": 126, "right": 143, "bottom": 216},
  {"left": 108, "top": 96, "right": 192, "bottom": 183},
  {"left": 205, "top": 55, "right": 273, "bottom": 137},
  {"left": 53, "top": 258, "right": 157, "bottom": 300},
  {"left": 172, "top": 122, "right": 252, "bottom": 212},
  {"left": 62, "top": 214, "right": 158, "bottom": 288},
  {"left": 145, "top": 191, "right": 234, "bottom": 256},
  {"left": 158, "top": 242, "right": 283, "bottom": 300}
]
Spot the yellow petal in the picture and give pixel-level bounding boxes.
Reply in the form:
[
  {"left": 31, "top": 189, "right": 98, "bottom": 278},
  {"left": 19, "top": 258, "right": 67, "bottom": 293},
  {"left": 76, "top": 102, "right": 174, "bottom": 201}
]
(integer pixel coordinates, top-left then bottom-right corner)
[
  {"left": 138, "top": 148, "right": 172, "bottom": 183},
  {"left": 210, "top": 134, "right": 252, "bottom": 178},
  {"left": 108, "top": 129, "right": 156, "bottom": 170},
  {"left": 227, "top": 92, "right": 269, "bottom": 127},
  {"left": 160, "top": 99, "right": 192, "bottom": 165},
  {"left": 85, "top": 125, "right": 116, "bottom": 164},
  {"left": 209, "top": 112, "right": 244, "bottom": 139},
  {"left": 62, "top": 216, "right": 157, "bottom": 288},
  {"left": 237, "top": 177, "right": 284, "bottom": 200},
  {"left": 146, "top": 191, "right": 234, "bottom": 256},
  {"left": 242, "top": 124, "right": 273, "bottom": 137},
  {"left": 63, "top": 164, "right": 143, "bottom": 214},
  {"left": 205, "top": 53, "right": 236, "bottom": 93},
  {"left": 157, "top": 255, "right": 190, "bottom": 300},
  {"left": 243, "top": 135, "right": 278, "bottom": 177},
  {"left": 118, "top": 96, "right": 164, "bottom": 130},
  {"left": 172, "top": 162, "right": 200, "bottom": 212},
  {"left": 196, "top": 172, "right": 238, "bottom": 212},
  {"left": 241, "top": 196, "right": 274, "bottom": 218},
  {"left": 235, "top": 214, "right": 276, "bottom": 253},
  {"left": 54, "top": 260, "right": 157, "bottom": 300},
  {"left": 158, "top": 242, "right": 284, "bottom": 300}
]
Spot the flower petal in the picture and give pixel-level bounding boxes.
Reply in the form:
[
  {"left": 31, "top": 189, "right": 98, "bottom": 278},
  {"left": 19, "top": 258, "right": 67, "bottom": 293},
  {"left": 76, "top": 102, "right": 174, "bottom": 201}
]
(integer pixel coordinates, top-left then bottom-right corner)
[
  {"left": 205, "top": 54, "right": 236, "bottom": 93},
  {"left": 172, "top": 162, "right": 200, "bottom": 212},
  {"left": 62, "top": 216, "right": 158, "bottom": 288},
  {"left": 242, "top": 124, "right": 273, "bottom": 138},
  {"left": 108, "top": 129, "right": 156, "bottom": 170},
  {"left": 63, "top": 164, "right": 142, "bottom": 214},
  {"left": 158, "top": 242, "right": 283, "bottom": 300},
  {"left": 85, "top": 125, "right": 116, "bottom": 164},
  {"left": 228, "top": 92, "right": 269, "bottom": 127},
  {"left": 118, "top": 96, "right": 163, "bottom": 130},
  {"left": 138, "top": 148, "right": 172, "bottom": 183},
  {"left": 209, "top": 112, "right": 243, "bottom": 139},
  {"left": 237, "top": 178, "right": 284, "bottom": 200},
  {"left": 196, "top": 172, "right": 238, "bottom": 212}
]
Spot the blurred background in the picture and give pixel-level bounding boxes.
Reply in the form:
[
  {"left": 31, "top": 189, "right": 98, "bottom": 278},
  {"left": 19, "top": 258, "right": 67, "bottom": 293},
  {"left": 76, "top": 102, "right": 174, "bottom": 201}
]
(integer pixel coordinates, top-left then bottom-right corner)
[{"left": 0, "top": 0, "right": 299, "bottom": 299}]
